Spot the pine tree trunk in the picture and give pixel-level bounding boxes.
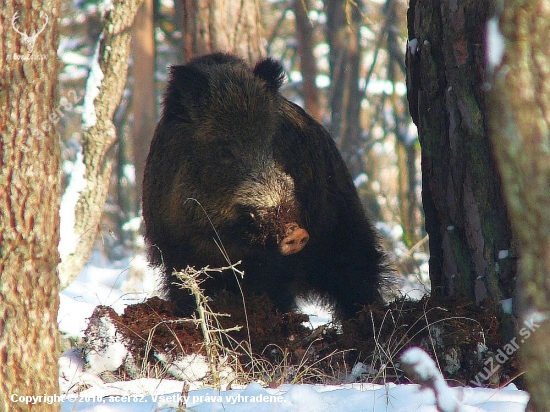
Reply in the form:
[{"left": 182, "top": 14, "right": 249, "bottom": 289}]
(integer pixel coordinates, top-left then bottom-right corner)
[
  {"left": 486, "top": 2, "right": 550, "bottom": 409},
  {"left": 293, "top": 0, "right": 321, "bottom": 122},
  {"left": 0, "top": 3, "right": 61, "bottom": 410},
  {"left": 58, "top": 0, "right": 144, "bottom": 288},
  {"left": 131, "top": 0, "right": 156, "bottom": 214},
  {"left": 406, "top": 0, "right": 516, "bottom": 307},
  {"left": 181, "top": 0, "right": 264, "bottom": 62}
]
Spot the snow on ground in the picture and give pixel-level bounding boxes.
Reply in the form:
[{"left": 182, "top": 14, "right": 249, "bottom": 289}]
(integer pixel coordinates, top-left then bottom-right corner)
[
  {"left": 58, "top": 251, "right": 156, "bottom": 336},
  {"left": 57, "top": 254, "right": 529, "bottom": 412},
  {"left": 57, "top": 380, "right": 528, "bottom": 412}
]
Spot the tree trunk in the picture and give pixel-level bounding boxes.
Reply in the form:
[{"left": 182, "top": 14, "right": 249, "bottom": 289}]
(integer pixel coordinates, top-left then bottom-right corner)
[
  {"left": 326, "top": 0, "right": 364, "bottom": 178},
  {"left": 181, "top": 0, "right": 264, "bottom": 62},
  {"left": 386, "top": 0, "right": 422, "bottom": 247},
  {"left": 293, "top": 0, "right": 322, "bottom": 122},
  {"left": 0, "top": 3, "right": 61, "bottom": 411},
  {"left": 406, "top": 0, "right": 516, "bottom": 307},
  {"left": 486, "top": 2, "right": 550, "bottom": 410},
  {"left": 131, "top": 0, "right": 156, "bottom": 214},
  {"left": 58, "top": 0, "right": 144, "bottom": 288},
  {"left": 396, "top": 139, "right": 422, "bottom": 247}
]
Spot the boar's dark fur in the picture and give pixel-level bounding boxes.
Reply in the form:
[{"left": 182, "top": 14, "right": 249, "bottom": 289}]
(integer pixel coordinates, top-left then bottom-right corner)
[{"left": 143, "top": 53, "right": 394, "bottom": 321}]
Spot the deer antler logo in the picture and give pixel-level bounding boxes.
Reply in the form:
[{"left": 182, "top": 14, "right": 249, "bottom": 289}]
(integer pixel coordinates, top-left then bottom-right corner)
[{"left": 11, "top": 12, "right": 49, "bottom": 54}]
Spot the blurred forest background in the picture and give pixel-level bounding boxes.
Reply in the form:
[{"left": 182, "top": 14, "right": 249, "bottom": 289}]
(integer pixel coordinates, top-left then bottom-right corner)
[{"left": 57, "top": 0, "right": 428, "bottom": 287}]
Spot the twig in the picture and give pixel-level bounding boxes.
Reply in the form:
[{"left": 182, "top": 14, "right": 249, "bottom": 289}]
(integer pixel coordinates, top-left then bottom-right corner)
[
  {"left": 401, "top": 347, "right": 464, "bottom": 412},
  {"left": 173, "top": 263, "right": 243, "bottom": 388}
]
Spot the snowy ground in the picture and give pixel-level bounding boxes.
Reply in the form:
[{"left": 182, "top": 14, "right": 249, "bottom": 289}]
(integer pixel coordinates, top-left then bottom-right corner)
[
  {"left": 53, "top": 252, "right": 530, "bottom": 412},
  {"left": 57, "top": 379, "right": 528, "bottom": 412}
]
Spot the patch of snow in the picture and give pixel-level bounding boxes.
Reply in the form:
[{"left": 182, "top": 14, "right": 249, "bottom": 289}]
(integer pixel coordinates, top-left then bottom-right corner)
[
  {"left": 58, "top": 380, "right": 530, "bottom": 412},
  {"left": 400, "top": 275, "right": 430, "bottom": 300},
  {"left": 121, "top": 216, "right": 142, "bottom": 233},
  {"left": 122, "top": 163, "right": 136, "bottom": 185},
  {"left": 344, "top": 362, "right": 377, "bottom": 383},
  {"left": 360, "top": 79, "right": 407, "bottom": 96},
  {"left": 486, "top": 17, "right": 506, "bottom": 70},
  {"left": 315, "top": 74, "right": 330, "bottom": 89},
  {"left": 85, "top": 313, "right": 129, "bottom": 375},
  {"left": 155, "top": 353, "right": 210, "bottom": 381},
  {"left": 521, "top": 310, "right": 548, "bottom": 325},
  {"left": 353, "top": 172, "right": 368, "bottom": 187},
  {"left": 408, "top": 38, "right": 419, "bottom": 56},
  {"left": 284, "top": 384, "right": 328, "bottom": 410},
  {"left": 60, "top": 50, "right": 91, "bottom": 66},
  {"left": 59, "top": 349, "right": 104, "bottom": 394},
  {"left": 58, "top": 251, "right": 157, "bottom": 337},
  {"left": 500, "top": 298, "right": 513, "bottom": 314},
  {"left": 59, "top": 149, "right": 87, "bottom": 261},
  {"left": 444, "top": 347, "right": 461, "bottom": 375},
  {"left": 295, "top": 296, "right": 333, "bottom": 327},
  {"left": 82, "top": 39, "right": 104, "bottom": 129},
  {"left": 289, "top": 70, "right": 302, "bottom": 83},
  {"left": 498, "top": 249, "right": 510, "bottom": 259},
  {"left": 99, "top": 0, "right": 115, "bottom": 15},
  {"left": 401, "top": 347, "right": 462, "bottom": 412},
  {"left": 58, "top": 293, "right": 97, "bottom": 337},
  {"left": 59, "top": 65, "right": 90, "bottom": 83}
]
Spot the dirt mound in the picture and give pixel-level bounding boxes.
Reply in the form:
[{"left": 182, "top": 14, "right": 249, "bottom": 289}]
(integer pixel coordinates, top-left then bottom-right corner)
[{"left": 82, "top": 294, "right": 521, "bottom": 387}]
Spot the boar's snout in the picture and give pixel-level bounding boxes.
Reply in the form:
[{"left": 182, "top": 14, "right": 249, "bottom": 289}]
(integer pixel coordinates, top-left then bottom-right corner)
[
  {"left": 234, "top": 164, "right": 309, "bottom": 254},
  {"left": 279, "top": 222, "right": 309, "bottom": 255}
]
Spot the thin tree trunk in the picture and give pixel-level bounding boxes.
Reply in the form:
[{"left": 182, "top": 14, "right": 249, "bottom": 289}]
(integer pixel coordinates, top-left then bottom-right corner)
[
  {"left": 486, "top": 2, "right": 550, "bottom": 409},
  {"left": 58, "top": 0, "right": 144, "bottom": 288},
  {"left": 387, "top": 0, "right": 421, "bottom": 247},
  {"left": 396, "top": 139, "right": 421, "bottom": 247},
  {"left": 181, "top": 0, "right": 263, "bottom": 62},
  {"left": 326, "top": 0, "right": 363, "bottom": 178},
  {"left": 293, "top": 0, "right": 321, "bottom": 122},
  {"left": 0, "top": 3, "right": 61, "bottom": 410},
  {"left": 131, "top": 0, "right": 156, "bottom": 213}
]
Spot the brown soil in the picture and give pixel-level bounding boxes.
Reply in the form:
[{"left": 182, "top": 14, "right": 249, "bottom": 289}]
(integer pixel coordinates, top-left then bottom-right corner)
[{"left": 83, "top": 293, "right": 521, "bottom": 388}]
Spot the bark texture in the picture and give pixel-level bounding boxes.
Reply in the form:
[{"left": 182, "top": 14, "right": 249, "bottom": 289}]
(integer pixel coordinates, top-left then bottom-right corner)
[
  {"left": 58, "top": 0, "right": 144, "bottom": 288},
  {"left": 0, "top": 2, "right": 61, "bottom": 410},
  {"left": 486, "top": 2, "right": 550, "bottom": 409},
  {"left": 326, "top": 0, "right": 364, "bottom": 177},
  {"left": 181, "top": 0, "right": 263, "bottom": 63},
  {"left": 406, "top": 0, "right": 516, "bottom": 306}
]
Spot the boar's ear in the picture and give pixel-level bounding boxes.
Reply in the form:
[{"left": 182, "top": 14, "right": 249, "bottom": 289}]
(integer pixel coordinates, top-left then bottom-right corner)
[
  {"left": 253, "top": 58, "right": 285, "bottom": 92},
  {"left": 162, "top": 65, "right": 210, "bottom": 121}
]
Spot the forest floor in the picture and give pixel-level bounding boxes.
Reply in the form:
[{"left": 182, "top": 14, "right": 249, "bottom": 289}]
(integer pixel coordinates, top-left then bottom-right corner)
[
  {"left": 56, "top": 253, "right": 528, "bottom": 411},
  {"left": 82, "top": 291, "right": 520, "bottom": 389}
]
